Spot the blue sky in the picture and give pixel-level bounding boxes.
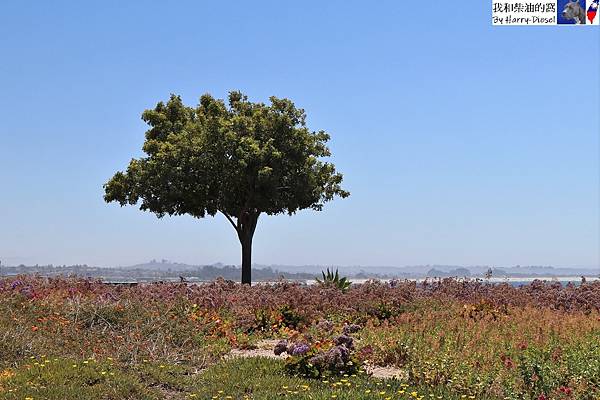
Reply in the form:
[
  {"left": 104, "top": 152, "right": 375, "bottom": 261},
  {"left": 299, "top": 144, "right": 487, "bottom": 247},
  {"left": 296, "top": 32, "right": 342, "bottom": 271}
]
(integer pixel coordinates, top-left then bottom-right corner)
[{"left": 0, "top": 1, "right": 598, "bottom": 268}]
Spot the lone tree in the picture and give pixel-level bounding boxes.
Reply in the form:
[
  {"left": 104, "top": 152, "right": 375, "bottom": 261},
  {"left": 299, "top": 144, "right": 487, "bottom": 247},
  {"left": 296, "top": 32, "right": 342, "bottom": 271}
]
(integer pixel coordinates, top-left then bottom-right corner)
[{"left": 104, "top": 91, "right": 349, "bottom": 284}]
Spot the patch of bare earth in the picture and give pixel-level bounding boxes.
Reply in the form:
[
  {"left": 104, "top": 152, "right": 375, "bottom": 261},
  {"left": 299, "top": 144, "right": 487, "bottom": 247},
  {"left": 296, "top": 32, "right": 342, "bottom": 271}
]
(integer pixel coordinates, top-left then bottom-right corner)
[
  {"left": 226, "top": 340, "right": 406, "bottom": 380},
  {"left": 364, "top": 362, "right": 407, "bottom": 380},
  {"left": 227, "top": 339, "right": 289, "bottom": 360}
]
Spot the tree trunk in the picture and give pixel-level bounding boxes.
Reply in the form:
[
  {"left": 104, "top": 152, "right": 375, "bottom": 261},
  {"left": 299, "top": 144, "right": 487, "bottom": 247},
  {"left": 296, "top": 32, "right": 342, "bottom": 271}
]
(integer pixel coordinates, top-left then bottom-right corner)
[
  {"left": 237, "top": 212, "right": 259, "bottom": 285},
  {"left": 240, "top": 234, "right": 252, "bottom": 285}
]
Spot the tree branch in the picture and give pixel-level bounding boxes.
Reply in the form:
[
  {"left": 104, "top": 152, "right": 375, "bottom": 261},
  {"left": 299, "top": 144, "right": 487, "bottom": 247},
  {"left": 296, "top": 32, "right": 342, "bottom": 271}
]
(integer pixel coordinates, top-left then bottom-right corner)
[{"left": 220, "top": 211, "right": 239, "bottom": 232}]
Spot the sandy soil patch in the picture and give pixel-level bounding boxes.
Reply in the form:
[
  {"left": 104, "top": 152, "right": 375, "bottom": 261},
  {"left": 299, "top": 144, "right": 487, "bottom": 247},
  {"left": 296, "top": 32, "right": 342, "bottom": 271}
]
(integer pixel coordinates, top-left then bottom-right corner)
[
  {"left": 227, "top": 340, "right": 406, "bottom": 380},
  {"left": 227, "top": 339, "right": 289, "bottom": 360},
  {"left": 364, "top": 362, "right": 407, "bottom": 380}
]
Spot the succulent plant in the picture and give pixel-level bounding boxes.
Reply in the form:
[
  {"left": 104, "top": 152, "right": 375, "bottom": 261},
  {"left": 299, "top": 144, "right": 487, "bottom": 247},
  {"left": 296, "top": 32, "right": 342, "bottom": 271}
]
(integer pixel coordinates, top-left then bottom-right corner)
[{"left": 315, "top": 268, "right": 351, "bottom": 292}]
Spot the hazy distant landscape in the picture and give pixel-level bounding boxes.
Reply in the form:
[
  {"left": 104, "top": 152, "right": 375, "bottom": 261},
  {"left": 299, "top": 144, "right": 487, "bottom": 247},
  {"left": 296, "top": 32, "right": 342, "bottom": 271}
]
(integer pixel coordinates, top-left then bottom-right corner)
[{"left": 2, "top": 259, "right": 597, "bottom": 283}]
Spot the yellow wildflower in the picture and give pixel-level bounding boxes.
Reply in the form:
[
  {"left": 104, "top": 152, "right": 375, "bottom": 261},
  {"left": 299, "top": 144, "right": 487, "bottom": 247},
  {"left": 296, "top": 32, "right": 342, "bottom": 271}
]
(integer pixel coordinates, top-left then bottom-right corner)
[{"left": 0, "top": 370, "right": 15, "bottom": 380}]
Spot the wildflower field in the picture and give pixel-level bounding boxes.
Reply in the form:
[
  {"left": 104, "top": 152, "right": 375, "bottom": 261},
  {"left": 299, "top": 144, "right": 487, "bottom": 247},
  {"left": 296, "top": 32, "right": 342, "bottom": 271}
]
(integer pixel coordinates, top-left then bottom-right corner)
[{"left": 0, "top": 276, "right": 599, "bottom": 400}]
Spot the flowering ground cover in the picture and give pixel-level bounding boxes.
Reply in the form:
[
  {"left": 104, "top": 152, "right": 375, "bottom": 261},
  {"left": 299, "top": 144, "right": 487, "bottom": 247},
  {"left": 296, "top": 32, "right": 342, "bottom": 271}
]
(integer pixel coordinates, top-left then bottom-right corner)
[{"left": 0, "top": 276, "right": 598, "bottom": 399}]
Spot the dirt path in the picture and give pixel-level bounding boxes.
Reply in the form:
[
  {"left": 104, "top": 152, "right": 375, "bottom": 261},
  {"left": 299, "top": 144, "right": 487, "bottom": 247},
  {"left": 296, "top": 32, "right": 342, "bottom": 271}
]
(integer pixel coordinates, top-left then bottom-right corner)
[
  {"left": 226, "top": 339, "right": 406, "bottom": 380},
  {"left": 227, "top": 339, "right": 288, "bottom": 360}
]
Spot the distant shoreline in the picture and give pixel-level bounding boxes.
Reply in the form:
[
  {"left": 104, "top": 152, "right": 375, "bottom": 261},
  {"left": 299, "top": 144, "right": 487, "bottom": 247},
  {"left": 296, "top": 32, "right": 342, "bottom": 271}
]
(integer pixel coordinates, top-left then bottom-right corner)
[{"left": 89, "top": 276, "right": 599, "bottom": 285}]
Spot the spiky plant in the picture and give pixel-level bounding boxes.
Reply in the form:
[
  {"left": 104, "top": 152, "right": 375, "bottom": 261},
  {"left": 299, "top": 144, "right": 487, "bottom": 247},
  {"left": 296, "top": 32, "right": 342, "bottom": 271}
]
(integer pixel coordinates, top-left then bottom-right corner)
[{"left": 315, "top": 268, "right": 351, "bottom": 292}]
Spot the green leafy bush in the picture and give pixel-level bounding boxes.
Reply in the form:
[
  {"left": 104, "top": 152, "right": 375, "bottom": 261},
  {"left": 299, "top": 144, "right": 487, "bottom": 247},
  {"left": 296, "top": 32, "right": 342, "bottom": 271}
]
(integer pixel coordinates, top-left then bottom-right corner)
[{"left": 279, "top": 305, "right": 306, "bottom": 329}]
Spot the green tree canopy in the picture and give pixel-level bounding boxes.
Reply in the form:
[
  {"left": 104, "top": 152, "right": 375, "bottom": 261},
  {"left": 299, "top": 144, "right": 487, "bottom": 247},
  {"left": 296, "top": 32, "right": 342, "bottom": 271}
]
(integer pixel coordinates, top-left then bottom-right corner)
[{"left": 104, "top": 91, "right": 349, "bottom": 284}]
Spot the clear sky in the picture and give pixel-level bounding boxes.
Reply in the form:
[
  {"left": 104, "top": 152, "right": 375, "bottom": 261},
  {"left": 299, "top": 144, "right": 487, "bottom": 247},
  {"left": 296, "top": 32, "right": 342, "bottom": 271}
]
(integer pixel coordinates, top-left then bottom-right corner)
[{"left": 0, "top": 1, "right": 598, "bottom": 269}]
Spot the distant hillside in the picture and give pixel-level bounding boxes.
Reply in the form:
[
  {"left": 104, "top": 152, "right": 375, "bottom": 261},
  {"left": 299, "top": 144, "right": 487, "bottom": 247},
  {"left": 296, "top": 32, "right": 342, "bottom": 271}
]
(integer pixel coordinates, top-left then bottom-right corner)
[
  {"left": 0, "top": 263, "right": 313, "bottom": 281},
  {"left": 3, "top": 260, "right": 597, "bottom": 280},
  {"left": 117, "top": 261, "right": 598, "bottom": 279},
  {"left": 125, "top": 259, "right": 205, "bottom": 272},
  {"left": 252, "top": 264, "right": 598, "bottom": 278}
]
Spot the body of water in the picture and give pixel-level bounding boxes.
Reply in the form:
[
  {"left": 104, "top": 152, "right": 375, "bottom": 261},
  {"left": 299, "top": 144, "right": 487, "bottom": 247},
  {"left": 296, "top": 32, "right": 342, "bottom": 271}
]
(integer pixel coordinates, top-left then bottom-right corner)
[{"left": 100, "top": 276, "right": 598, "bottom": 286}]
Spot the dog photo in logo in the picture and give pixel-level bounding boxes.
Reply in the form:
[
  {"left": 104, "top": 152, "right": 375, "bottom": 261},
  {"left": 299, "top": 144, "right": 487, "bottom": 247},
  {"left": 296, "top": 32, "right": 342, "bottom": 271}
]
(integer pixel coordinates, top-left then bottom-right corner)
[{"left": 559, "top": 0, "right": 587, "bottom": 23}]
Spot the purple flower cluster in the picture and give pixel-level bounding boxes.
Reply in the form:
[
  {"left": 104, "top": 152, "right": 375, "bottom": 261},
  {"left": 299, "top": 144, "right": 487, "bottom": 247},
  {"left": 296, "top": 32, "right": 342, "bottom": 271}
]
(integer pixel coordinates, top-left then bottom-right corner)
[
  {"left": 273, "top": 340, "right": 311, "bottom": 356},
  {"left": 316, "top": 319, "right": 334, "bottom": 332},
  {"left": 342, "top": 323, "right": 361, "bottom": 335},
  {"left": 333, "top": 334, "right": 354, "bottom": 349},
  {"left": 11, "top": 280, "right": 23, "bottom": 290},
  {"left": 19, "top": 286, "right": 34, "bottom": 298},
  {"left": 308, "top": 344, "right": 351, "bottom": 370},
  {"left": 290, "top": 343, "right": 310, "bottom": 356}
]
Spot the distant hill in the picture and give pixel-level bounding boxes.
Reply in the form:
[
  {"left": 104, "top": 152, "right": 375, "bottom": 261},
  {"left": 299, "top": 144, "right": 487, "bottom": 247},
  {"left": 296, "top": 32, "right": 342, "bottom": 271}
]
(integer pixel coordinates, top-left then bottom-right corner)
[
  {"left": 0, "top": 261, "right": 313, "bottom": 281},
  {"left": 125, "top": 259, "right": 204, "bottom": 272},
  {"left": 2, "top": 260, "right": 597, "bottom": 281},
  {"left": 426, "top": 267, "right": 471, "bottom": 277},
  {"left": 254, "top": 264, "right": 598, "bottom": 278},
  {"left": 120, "top": 261, "right": 598, "bottom": 279}
]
